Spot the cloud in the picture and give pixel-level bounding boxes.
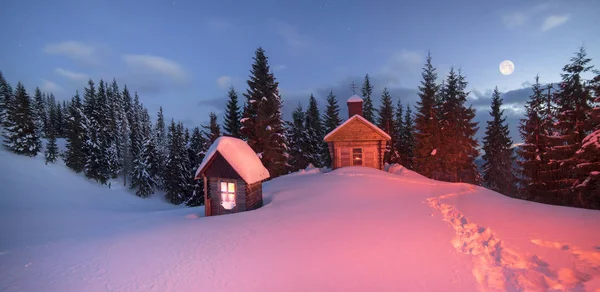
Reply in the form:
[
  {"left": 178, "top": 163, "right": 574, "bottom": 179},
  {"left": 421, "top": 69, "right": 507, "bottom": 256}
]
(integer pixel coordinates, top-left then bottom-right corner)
[
  {"left": 55, "top": 68, "right": 88, "bottom": 82},
  {"left": 379, "top": 50, "right": 423, "bottom": 86},
  {"left": 541, "top": 14, "right": 569, "bottom": 31},
  {"left": 271, "top": 21, "right": 314, "bottom": 50},
  {"left": 40, "top": 79, "right": 62, "bottom": 93},
  {"left": 216, "top": 76, "right": 233, "bottom": 89},
  {"left": 122, "top": 54, "right": 188, "bottom": 83},
  {"left": 43, "top": 41, "right": 99, "bottom": 65},
  {"left": 273, "top": 64, "right": 287, "bottom": 71},
  {"left": 205, "top": 18, "right": 232, "bottom": 31},
  {"left": 502, "top": 12, "right": 528, "bottom": 28}
]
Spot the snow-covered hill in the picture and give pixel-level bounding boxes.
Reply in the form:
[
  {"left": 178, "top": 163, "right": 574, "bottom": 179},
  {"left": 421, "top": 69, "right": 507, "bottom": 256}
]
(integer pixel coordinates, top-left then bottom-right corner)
[{"left": 1, "top": 146, "right": 599, "bottom": 292}]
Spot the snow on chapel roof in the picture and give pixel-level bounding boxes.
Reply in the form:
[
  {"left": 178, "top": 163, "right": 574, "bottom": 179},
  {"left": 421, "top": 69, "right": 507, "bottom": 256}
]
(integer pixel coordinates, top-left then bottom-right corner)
[
  {"left": 324, "top": 115, "right": 392, "bottom": 141},
  {"left": 195, "top": 137, "right": 270, "bottom": 184},
  {"left": 347, "top": 95, "right": 363, "bottom": 103}
]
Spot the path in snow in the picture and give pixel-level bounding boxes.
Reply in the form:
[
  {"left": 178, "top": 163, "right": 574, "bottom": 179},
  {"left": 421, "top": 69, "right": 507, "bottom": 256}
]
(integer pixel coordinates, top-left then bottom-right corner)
[{"left": 427, "top": 185, "right": 600, "bottom": 292}]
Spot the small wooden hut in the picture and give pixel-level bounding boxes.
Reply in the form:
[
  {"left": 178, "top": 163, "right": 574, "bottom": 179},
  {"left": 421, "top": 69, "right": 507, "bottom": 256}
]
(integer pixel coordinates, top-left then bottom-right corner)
[
  {"left": 194, "top": 137, "right": 270, "bottom": 217},
  {"left": 323, "top": 95, "right": 391, "bottom": 170}
]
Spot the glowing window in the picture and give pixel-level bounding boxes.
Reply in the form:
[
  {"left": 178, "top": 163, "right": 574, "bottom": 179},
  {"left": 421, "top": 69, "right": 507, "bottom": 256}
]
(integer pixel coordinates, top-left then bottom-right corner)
[
  {"left": 220, "top": 181, "right": 236, "bottom": 210},
  {"left": 352, "top": 148, "right": 363, "bottom": 166}
]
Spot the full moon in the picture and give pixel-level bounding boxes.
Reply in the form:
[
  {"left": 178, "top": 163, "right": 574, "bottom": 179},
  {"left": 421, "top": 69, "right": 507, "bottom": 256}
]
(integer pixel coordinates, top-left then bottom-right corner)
[{"left": 499, "top": 60, "right": 515, "bottom": 75}]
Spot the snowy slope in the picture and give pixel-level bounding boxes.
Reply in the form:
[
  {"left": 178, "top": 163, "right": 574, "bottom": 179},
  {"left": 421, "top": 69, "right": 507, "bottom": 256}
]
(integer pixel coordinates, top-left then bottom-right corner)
[{"left": 1, "top": 147, "right": 599, "bottom": 292}]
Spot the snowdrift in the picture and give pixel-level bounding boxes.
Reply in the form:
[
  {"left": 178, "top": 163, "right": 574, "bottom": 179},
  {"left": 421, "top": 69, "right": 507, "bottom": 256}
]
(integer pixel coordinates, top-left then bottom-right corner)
[{"left": 1, "top": 147, "right": 599, "bottom": 292}]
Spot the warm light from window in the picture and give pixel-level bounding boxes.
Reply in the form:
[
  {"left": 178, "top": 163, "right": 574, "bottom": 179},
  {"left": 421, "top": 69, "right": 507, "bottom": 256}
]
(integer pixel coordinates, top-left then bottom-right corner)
[{"left": 220, "top": 181, "right": 236, "bottom": 210}]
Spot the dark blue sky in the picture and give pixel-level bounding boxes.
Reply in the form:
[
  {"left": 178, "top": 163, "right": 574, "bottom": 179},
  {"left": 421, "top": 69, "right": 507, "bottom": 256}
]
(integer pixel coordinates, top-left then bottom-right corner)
[{"left": 1, "top": 0, "right": 599, "bottom": 142}]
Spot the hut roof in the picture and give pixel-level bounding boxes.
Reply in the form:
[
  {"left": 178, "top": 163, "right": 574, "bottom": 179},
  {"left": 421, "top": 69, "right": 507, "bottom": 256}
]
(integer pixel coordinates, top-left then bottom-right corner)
[{"left": 195, "top": 137, "right": 270, "bottom": 184}]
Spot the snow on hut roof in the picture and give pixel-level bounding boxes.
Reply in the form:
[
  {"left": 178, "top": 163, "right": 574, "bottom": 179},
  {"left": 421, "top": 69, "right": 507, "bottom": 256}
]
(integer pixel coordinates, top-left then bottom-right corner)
[
  {"left": 195, "top": 137, "right": 270, "bottom": 184},
  {"left": 323, "top": 114, "right": 392, "bottom": 141},
  {"left": 347, "top": 95, "right": 363, "bottom": 103}
]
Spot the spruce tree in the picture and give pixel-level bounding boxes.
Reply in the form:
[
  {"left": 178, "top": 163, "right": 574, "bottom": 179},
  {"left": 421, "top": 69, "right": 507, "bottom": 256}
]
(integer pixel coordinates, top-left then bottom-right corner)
[
  {"left": 413, "top": 52, "right": 441, "bottom": 178},
  {"left": 64, "top": 91, "right": 87, "bottom": 172},
  {"left": 55, "top": 100, "right": 65, "bottom": 138},
  {"left": 401, "top": 105, "right": 416, "bottom": 170},
  {"left": 223, "top": 86, "right": 242, "bottom": 138},
  {"left": 240, "top": 47, "right": 288, "bottom": 177},
  {"left": 482, "top": 87, "right": 516, "bottom": 196},
  {"left": 286, "top": 104, "right": 309, "bottom": 171},
  {"left": 304, "top": 94, "right": 324, "bottom": 167},
  {"left": 322, "top": 90, "right": 341, "bottom": 167},
  {"left": 3, "top": 82, "right": 41, "bottom": 156},
  {"left": 120, "top": 85, "right": 133, "bottom": 186},
  {"left": 82, "top": 79, "right": 111, "bottom": 184},
  {"left": 544, "top": 47, "right": 595, "bottom": 205},
  {"left": 361, "top": 74, "right": 375, "bottom": 122},
  {"left": 202, "top": 112, "right": 221, "bottom": 144},
  {"left": 45, "top": 101, "right": 59, "bottom": 164}
]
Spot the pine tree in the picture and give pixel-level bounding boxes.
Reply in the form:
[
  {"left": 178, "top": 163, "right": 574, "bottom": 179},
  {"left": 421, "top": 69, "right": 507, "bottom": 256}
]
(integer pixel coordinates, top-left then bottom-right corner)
[
  {"left": 82, "top": 79, "right": 111, "bottom": 184},
  {"left": 240, "top": 47, "right": 288, "bottom": 177},
  {"left": 154, "top": 106, "right": 168, "bottom": 189},
  {"left": 223, "top": 86, "right": 242, "bottom": 138},
  {"left": 64, "top": 91, "right": 87, "bottom": 172},
  {"left": 3, "top": 82, "right": 41, "bottom": 156},
  {"left": 186, "top": 126, "right": 208, "bottom": 207},
  {"left": 413, "top": 52, "right": 441, "bottom": 178},
  {"left": 33, "top": 87, "right": 47, "bottom": 138},
  {"left": 401, "top": 105, "right": 416, "bottom": 170},
  {"left": 129, "top": 92, "right": 143, "bottom": 176},
  {"left": 130, "top": 136, "right": 160, "bottom": 198},
  {"left": 377, "top": 87, "right": 396, "bottom": 163},
  {"left": 55, "top": 100, "right": 65, "bottom": 138},
  {"left": 45, "top": 101, "right": 59, "bottom": 164},
  {"left": 304, "top": 94, "right": 325, "bottom": 167},
  {"left": 544, "top": 47, "right": 595, "bottom": 205},
  {"left": 286, "top": 104, "right": 309, "bottom": 171},
  {"left": 203, "top": 112, "right": 221, "bottom": 144},
  {"left": 361, "top": 74, "right": 375, "bottom": 122},
  {"left": 482, "top": 87, "right": 516, "bottom": 196}
]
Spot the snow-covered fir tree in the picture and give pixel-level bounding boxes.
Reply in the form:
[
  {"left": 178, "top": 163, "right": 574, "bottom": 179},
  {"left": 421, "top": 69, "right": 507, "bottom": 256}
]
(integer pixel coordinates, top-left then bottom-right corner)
[
  {"left": 571, "top": 71, "right": 600, "bottom": 208},
  {"left": 64, "top": 91, "right": 87, "bottom": 173},
  {"left": 128, "top": 92, "right": 144, "bottom": 177},
  {"left": 394, "top": 99, "right": 405, "bottom": 165},
  {"left": 82, "top": 79, "right": 111, "bottom": 184},
  {"left": 286, "top": 104, "right": 309, "bottom": 171},
  {"left": 55, "top": 101, "right": 65, "bottom": 138},
  {"left": 202, "top": 112, "right": 221, "bottom": 144},
  {"left": 0, "top": 71, "right": 13, "bottom": 132},
  {"left": 153, "top": 106, "right": 168, "bottom": 189},
  {"left": 544, "top": 47, "right": 595, "bottom": 205},
  {"left": 377, "top": 87, "right": 396, "bottom": 163},
  {"left": 322, "top": 90, "right": 341, "bottom": 166},
  {"left": 33, "top": 87, "right": 47, "bottom": 138},
  {"left": 45, "top": 101, "right": 59, "bottom": 164},
  {"left": 304, "top": 94, "right": 325, "bottom": 167},
  {"left": 240, "top": 47, "right": 288, "bottom": 177},
  {"left": 438, "top": 68, "right": 480, "bottom": 184},
  {"left": 400, "top": 104, "right": 415, "bottom": 170},
  {"left": 120, "top": 85, "right": 134, "bottom": 186},
  {"left": 185, "top": 126, "right": 208, "bottom": 207},
  {"left": 361, "top": 74, "right": 375, "bottom": 123},
  {"left": 413, "top": 52, "right": 441, "bottom": 178},
  {"left": 165, "top": 119, "right": 189, "bottom": 204},
  {"left": 482, "top": 87, "right": 516, "bottom": 196},
  {"left": 130, "top": 136, "right": 160, "bottom": 198},
  {"left": 223, "top": 86, "right": 242, "bottom": 138},
  {"left": 3, "top": 82, "right": 41, "bottom": 156}
]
